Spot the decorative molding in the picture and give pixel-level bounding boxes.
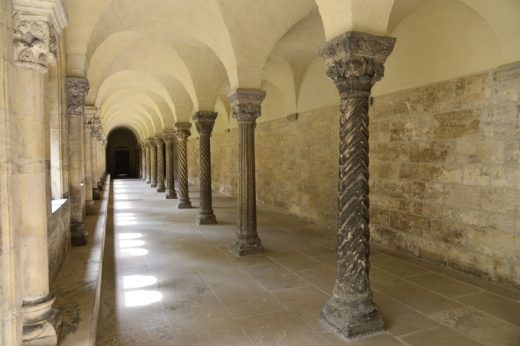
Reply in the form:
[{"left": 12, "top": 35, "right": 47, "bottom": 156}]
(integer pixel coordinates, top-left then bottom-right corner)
[
  {"left": 13, "top": 19, "right": 53, "bottom": 69},
  {"left": 193, "top": 111, "right": 217, "bottom": 135},
  {"left": 318, "top": 31, "right": 395, "bottom": 95},
  {"left": 66, "top": 78, "right": 89, "bottom": 116},
  {"left": 227, "top": 89, "right": 266, "bottom": 122}
]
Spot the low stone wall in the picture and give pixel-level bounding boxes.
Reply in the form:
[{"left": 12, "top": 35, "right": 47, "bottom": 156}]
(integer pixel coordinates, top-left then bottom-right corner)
[
  {"left": 188, "top": 63, "right": 520, "bottom": 288},
  {"left": 48, "top": 200, "right": 71, "bottom": 287}
]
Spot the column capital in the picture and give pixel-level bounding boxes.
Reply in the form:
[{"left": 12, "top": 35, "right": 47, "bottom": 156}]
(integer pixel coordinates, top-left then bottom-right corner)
[
  {"left": 174, "top": 122, "right": 192, "bottom": 140},
  {"left": 153, "top": 136, "right": 164, "bottom": 146},
  {"left": 12, "top": 0, "right": 67, "bottom": 70},
  {"left": 193, "top": 111, "right": 217, "bottom": 135},
  {"left": 163, "top": 129, "right": 176, "bottom": 142},
  {"left": 84, "top": 106, "right": 97, "bottom": 126},
  {"left": 318, "top": 31, "right": 395, "bottom": 95},
  {"left": 228, "top": 89, "right": 265, "bottom": 122},
  {"left": 66, "top": 78, "right": 90, "bottom": 116}
]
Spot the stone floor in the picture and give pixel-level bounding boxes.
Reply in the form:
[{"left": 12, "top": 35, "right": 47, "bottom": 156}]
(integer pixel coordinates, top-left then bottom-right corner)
[{"left": 96, "top": 179, "right": 520, "bottom": 346}]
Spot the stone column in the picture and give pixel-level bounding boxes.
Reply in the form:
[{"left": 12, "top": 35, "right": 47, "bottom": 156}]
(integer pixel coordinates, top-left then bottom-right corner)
[
  {"left": 193, "top": 112, "right": 218, "bottom": 225},
  {"left": 84, "top": 107, "right": 96, "bottom": 214},
  {"left": 145, "top": 140, "right": 151, "bottom": 184},
  {"left": 140, "top": 142, "right": 146, "bottom": 180},
  {"left": 149, "top": 137, "right": 158, "bottom": 188},
  {"left": 228, "top": 89, "right": 265, "bottom": 256},
  {"left": 163, "top": 130, "right": 178, "bottom": 199},
  {"left": 11, "top": 3, "right": 67, "bottom": 343},
  {"left": 91, "top": 124, "right": 100, "bottom": 200},
  {"left": 319, "top": 31, "right": 395, "bottom": 338},
  {"left": 155, "top": 137, "right": 166, "bottom": 192},
  {"left": 174, "top": 122, "right": 192, "bottom": 208},
  {"left": 67, "top": 77, "right": 90, "bottom": 246}
]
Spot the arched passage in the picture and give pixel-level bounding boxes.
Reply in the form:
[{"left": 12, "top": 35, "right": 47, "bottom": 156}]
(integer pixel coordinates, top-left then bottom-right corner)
[{"left": 107, "top": 128, "right": 141, "bottom": 178}]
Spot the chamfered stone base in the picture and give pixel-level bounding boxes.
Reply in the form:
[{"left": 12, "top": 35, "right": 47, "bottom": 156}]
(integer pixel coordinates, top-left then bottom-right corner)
[
  {"left": 231, "top": 234, "right": 264, "bottom": 257},
  {"left": 71, "top": 222, "right": 88, "bottom": 246},
  {"left": 92, "top": 188, "right": 100, "bottom": 200},
  {"left": 86, "top": 201, "right": 96, "bottom": 215},
  {"left": 196, "top": 210, "right": 217, "bottom": 225},
  {"left": 157, "top": 186, "right": 166, "bottom": 193},
  {"left": 322, "top": 294, "right": 384, "bottom": 340},
  {"left": 151, "top": 183, "right": 157, "bottom": 188},
  {"left": 178, "top": 199, "right": 192, "bottom": 209},
  {"left": 22, "top": 295, "right": 62, "bottom": 346}
]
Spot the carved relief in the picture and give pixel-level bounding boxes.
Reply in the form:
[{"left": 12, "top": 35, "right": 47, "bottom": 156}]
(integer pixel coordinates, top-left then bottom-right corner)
[
  {"left": 228, "top": 89, "right": 266, "bottom": 122},
  {"left": 66, "top": 78, "right": 89, "bottom": 116},
  {"left": 13, "top": 19, "right": 54, "bottom": 68}
]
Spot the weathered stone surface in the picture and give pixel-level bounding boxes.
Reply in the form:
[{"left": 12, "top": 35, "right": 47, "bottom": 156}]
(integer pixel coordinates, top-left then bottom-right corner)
[
  {"left": 174, "top": 122, "right": 192, "bottom": 209},
  {"left": 163, "top": 130, "right": 178, "bottom": 200},
  {"left": 154, "top": 137, "right": 165, "bottom": 193}
]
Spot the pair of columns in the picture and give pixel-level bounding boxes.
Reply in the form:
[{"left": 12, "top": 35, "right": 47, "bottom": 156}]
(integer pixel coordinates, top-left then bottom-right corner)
[
  {"left": 66, "top": 79, "right": 106, "bottom": 245},
  {"left": 141, "top": 114, "right": 218, "bottom": 224}
]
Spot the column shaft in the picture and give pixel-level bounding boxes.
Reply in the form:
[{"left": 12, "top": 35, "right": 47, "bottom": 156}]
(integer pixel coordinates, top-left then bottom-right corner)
[
  {"left": 319, "top": 31, "right": 395, "bottom": 339},
  {"left": 164, "top": 130, "right": 177, "bottom": 199},
  {"left": 67, "top": 78, "right": 89, "bottom": 246},
  {"left": 145, "top": 142, "right": 151, "bottom": 184},
  {"left": 174, "top": 123, "right": 192, "bottom": 208},
  {"left": 150, "top": 138, "right": 157, "bottom": 188},
  {"left": 91, "top": 129, "right": 100, "bottom": 200},
  {"left": 141, "top": 143, "right": 146, "bottom": 180},
  {"left": 84, "top": 119, "right": 95, "bottom": 214},
  {"left": 155, "top": 138, "right": 166, "bottom": 192},
  {"left": 228, "top": 89, "right": 265, "bottom": 256},
  {"left": 193, "top": 112, "right": 218, "bottom": 224}
]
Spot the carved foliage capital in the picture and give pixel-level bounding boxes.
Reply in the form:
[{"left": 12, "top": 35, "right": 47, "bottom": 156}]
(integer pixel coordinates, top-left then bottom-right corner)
[
  {"left": 319, "top": 31, "right": 395, "bottom": 95},
  {"left": 174, "top": 122, "right": 192, "bottom": 141},
  {"left": 193, "top": 111, "right": 217, "bottom": 135},
  {"left": 66, "top": 78, "right": 90, "bottom": 116},
  {"left": 228, "top": 89, "right": 265, "bottom": 122},
  {"left": 153, "top": 137, "right": 164, "bottom": 147},
  {"left": 163, "top": 129, "right": 176, "bottom": 143},
  {"left": 13, "top": 19, "right": 54, "bottom": 69}
]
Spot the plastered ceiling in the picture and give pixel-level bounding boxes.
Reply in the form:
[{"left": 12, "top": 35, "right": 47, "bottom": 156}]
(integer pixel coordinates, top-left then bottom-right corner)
[{"left": 64, "top": 0, "right": 520, "bottom": 139}]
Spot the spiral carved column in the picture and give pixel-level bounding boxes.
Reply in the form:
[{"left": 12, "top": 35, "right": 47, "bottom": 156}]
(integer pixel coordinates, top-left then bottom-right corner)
[
  {"left": 319, "top": 31, "right": 395, "bottom": 339},
  {"left": 164, "top": 130, "right": 178, "bottom": 199},
  {"left": 174, "top": 122, "right": 192, "bottom": 208},
  {"left": 194, "top": 112, "right": 218, "bottom": 225},
  {"left": 140, "top": 142, "right": 146, "bottom": 180},
  {"left": 149, "top": 137, "right": 157, "bottom": 188},
  {"left": 155, "top": 137, "right": 166, "bottom": 192},
  {"left": 228, "top": 89, "right": 265, "bottom": 256}
]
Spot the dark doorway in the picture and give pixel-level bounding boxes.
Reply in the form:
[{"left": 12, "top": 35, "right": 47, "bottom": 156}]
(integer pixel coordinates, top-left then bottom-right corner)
[{"left": 115, "top": 150, "right": 130, "bottom": 177}]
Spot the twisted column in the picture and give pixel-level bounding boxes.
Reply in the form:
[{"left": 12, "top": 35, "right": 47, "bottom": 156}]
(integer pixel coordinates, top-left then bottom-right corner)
[
  {"left": 193, "top": 112, "right": 218, "bottom": 225},
  {"left": 164, "top": 130, "right": 178, "bottom": 199},
  {"left": 228, "top": 89, "right": 265, "bottom": 256},
  {"left": 140, "top": 142, "right": 146, "bottom": 180},
  {"left": 155, "top": 137, "right": 166, "bottom": 192},
  {"left": 149, "top": 137, "right": 157, "bottom": 187},
  {"left": 319, "top": 31, "right": 395, "bottom": 338},
  {"left": 174, "top": 122, "right": 192, "bottom": 208},
  {"left": 67, "top": 77, "right": 90, "bottom": 246}
]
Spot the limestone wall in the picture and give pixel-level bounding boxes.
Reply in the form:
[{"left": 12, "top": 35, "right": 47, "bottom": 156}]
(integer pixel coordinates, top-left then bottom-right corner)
[
  {"left": 188, "top": 63, "right": 520, "bottom": 288},
  {"left": 48, "top": 201, "right": 71, "bottom": 288}
]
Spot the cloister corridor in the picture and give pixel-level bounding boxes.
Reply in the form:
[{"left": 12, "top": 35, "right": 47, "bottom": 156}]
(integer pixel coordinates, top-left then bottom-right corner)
[{"left": 93, "top": 179, "right": 520, "bottom": 346}]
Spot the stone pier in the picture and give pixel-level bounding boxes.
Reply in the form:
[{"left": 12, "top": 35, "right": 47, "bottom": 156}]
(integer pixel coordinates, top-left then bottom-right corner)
[
  {"left": 228, "top": 89, "right": 265, "bottom": 256},
  {"left": 193, "top": 112, "right": 218, "bottom": 225},
  {"left": 319, "top": 31, "right": 395, "bottom": 339},
  {"left": 84, "top": 106, "right": 96, "bottom": 214},
  {"left": 174, "top": 122, "right": 192, "bottom": 209}
]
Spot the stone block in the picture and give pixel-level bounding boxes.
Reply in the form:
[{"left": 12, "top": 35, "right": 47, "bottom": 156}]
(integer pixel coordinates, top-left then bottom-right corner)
[
  {"left": 444, "top": 184, "right": 479, "bottom": 209},
  {"left": 409, "top": 141, "right": 452, "bottom": 163},
  {"left": 433, "top": 110, "right": 480, "bottom": 140}
]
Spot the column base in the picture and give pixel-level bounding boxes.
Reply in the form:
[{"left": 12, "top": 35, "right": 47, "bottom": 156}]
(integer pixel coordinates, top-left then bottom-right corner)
[
  {"left": 22, "top": 294, "right": 62, "bottom": 346},
  {"left": 166, "top": 190, "right": 177, "bottom": 199},
  {"left": 146, "top": 179, "right": 151, "bottom": 184},
  {"left": 178, "top": 198, "right": 192, "bottom": 209},
  {"left": 151, "top": 183, "right": 157, "bottom": 188},
  {"left": 322, "top": 293, "right": 384, "bottom": 339},
  {"left": 196, "top": 210, "right": 217, "bottom": 225},
  {"left": 71, "top": 222, "right": 88, "bottom": 246},
  {"left": 157, "top": 185, "right": 166, "bottom": 193},
  {"left": 231, "top": 234, "right": 264, "bottom": 256},
  {"left": 97, "top": 182, "right": 103, "bottom": 191},
  {"left": 92, "top": 188, "right": 100, "bottom": 200},
  {"left": 86, "top": 200, "right": 96, "bottom": 215}
]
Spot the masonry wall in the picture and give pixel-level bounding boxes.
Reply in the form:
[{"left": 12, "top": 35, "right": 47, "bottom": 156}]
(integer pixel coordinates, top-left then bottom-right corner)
[
  {"left": 48, "top": 201, "right": 71, "bottom": 288},
  {"left": 188, "top": 63, "right": 520, "bottom": 288}
]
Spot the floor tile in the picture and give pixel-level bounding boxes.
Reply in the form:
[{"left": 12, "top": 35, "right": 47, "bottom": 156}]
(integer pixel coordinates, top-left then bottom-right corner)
[
  {"left": 402, "top": 325, "right": 482, "bottom": 346},
  {"left": 407, "top": 272, "right": 483, "bottom": 298},
  {"left": 457, "top": 292, "right": 520, "bottom": 326}
]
